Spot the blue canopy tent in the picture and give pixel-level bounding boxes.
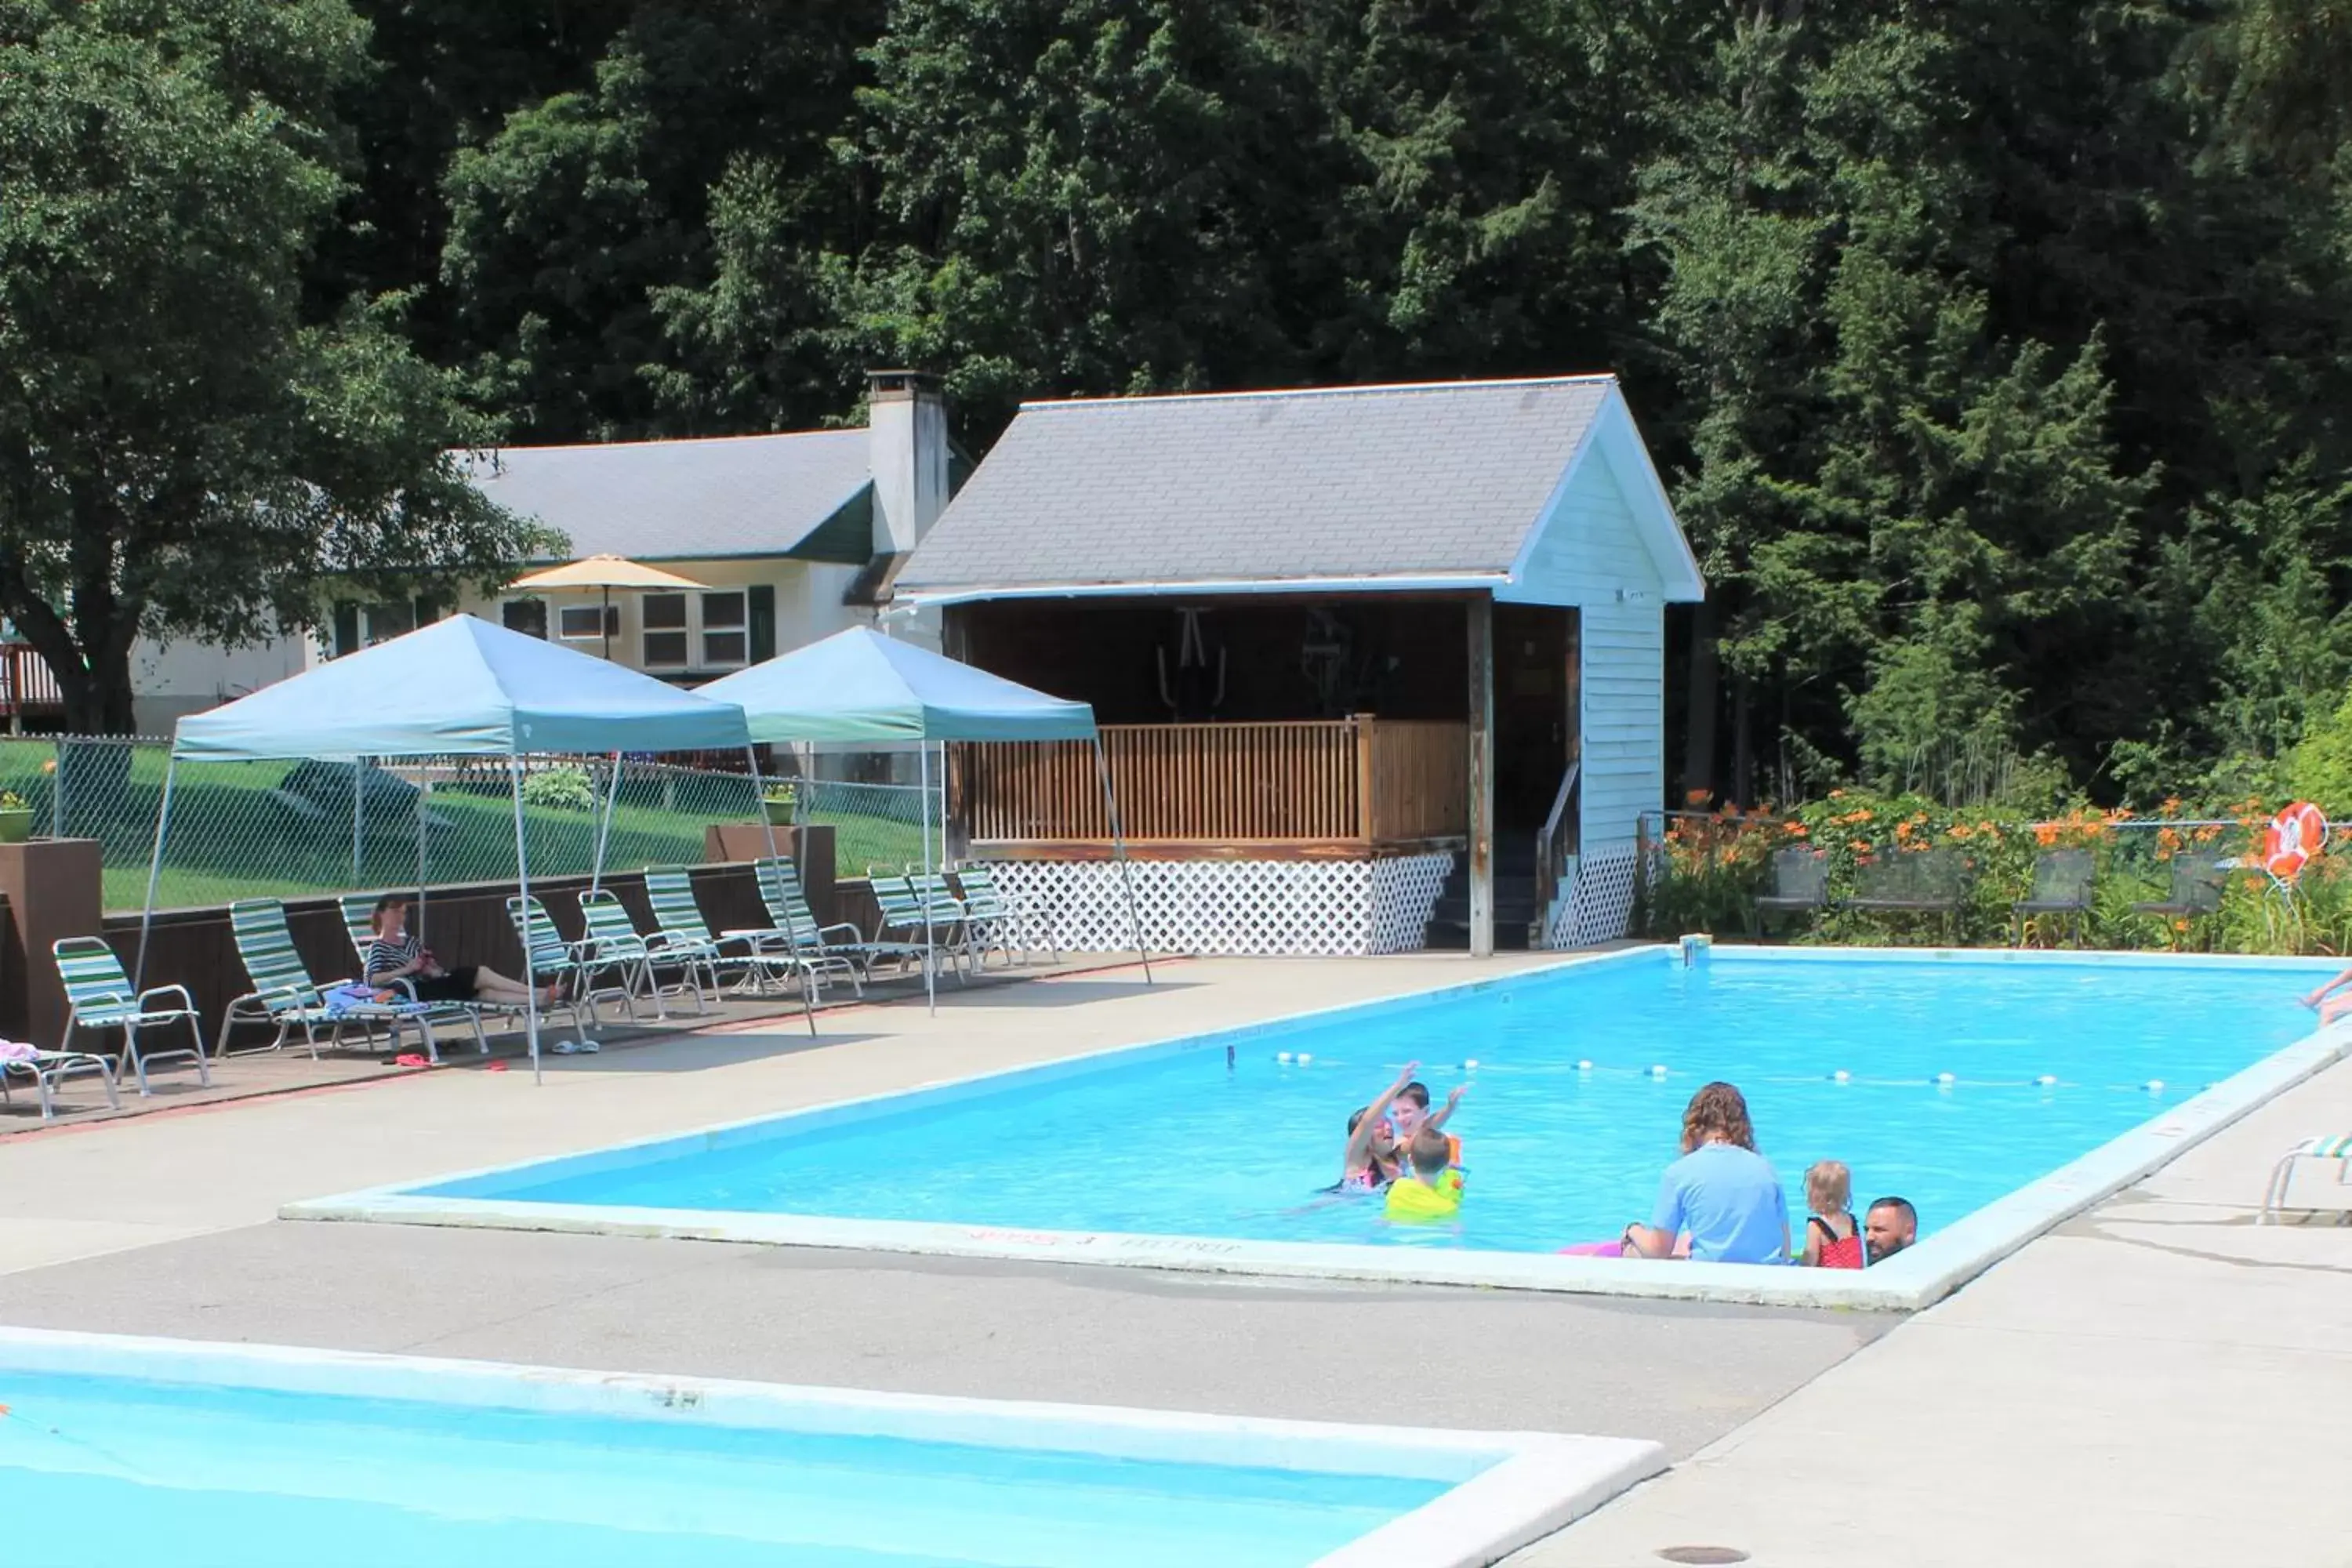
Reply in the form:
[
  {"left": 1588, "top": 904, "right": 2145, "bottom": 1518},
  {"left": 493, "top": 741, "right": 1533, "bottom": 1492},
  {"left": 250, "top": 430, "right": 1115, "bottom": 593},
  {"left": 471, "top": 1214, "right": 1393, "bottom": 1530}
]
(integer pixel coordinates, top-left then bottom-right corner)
[
  {"left": 699, "top": 628, "right": 1148, "bottom": 1010},
  {"left": 154, "top": 615, "right": 774, "bottom": 1079}
]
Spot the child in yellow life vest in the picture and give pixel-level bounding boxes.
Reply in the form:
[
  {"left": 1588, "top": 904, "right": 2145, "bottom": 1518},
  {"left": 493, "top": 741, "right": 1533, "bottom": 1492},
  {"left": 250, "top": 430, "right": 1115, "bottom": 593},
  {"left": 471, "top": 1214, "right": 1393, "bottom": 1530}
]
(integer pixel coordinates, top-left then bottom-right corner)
[{"left": 1385, "top": 1127, "right": 1465, "bottom": 1221}]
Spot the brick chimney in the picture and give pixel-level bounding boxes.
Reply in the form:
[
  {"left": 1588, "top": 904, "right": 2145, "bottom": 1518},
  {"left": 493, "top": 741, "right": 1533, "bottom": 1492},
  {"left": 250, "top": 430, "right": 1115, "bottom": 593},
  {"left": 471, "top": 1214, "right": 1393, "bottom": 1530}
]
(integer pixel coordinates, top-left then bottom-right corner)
[{"left": 868, "top": 370, "right": 949, "bottom": 558}]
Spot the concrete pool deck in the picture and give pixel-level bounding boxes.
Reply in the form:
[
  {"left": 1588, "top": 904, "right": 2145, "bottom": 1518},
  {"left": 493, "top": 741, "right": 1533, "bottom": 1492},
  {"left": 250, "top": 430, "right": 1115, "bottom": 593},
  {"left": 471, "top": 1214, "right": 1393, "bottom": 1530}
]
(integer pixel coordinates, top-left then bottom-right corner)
[{"left": 0, "top": 950, "right": 2346, "bottom": 1565}]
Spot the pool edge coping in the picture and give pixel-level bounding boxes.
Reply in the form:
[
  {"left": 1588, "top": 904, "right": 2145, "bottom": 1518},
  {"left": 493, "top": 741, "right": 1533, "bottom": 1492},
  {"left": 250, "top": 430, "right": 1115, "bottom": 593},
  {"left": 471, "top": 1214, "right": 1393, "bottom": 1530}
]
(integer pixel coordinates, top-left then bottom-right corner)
[
  {"left": 282, "top": 945, "right": 2352, "bottom": 1313},
  {"left": 0, "top": 1323, "right": 1666, "bottom": 1568}
]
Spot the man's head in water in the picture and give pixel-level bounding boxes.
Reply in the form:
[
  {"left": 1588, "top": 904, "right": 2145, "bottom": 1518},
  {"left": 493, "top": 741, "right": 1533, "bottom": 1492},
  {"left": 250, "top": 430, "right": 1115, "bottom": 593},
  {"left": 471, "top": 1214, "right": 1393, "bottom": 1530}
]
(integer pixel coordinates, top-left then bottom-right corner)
[
  {"left": 1388, "top": 1081, "right": 1433, "bottom": 1139},
  {"left": 1865, "top": 1196, "right": 1918, "bottom": 1261}
]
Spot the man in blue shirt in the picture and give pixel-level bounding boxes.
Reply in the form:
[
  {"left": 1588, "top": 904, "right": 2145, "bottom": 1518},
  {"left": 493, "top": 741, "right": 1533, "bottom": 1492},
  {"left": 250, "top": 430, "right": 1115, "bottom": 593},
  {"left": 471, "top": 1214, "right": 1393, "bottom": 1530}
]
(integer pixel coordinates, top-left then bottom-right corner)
[{"left": 1622, "top": 1081, "right": 1790, "bottom": 1264}]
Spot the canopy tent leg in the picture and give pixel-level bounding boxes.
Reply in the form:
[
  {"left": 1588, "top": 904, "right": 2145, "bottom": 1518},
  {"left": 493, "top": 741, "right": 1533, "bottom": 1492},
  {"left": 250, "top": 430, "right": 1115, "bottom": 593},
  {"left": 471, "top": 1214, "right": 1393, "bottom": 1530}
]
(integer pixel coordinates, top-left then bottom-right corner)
[
  {"left": 350, "top": 758, "right": 365, "bottom": 887},
  {"left": 1093, "top": 736, "right": 1150, "bottom": 984},
  {"left": 132, "top": 754, "right": 180, "bottom": 992},
  {"left": 510, "top": 754, "right": 541, "bottom": 1085},
  {"left": 414, "top": 768, "right": 429, "bottom": 949},
  {"left": 744, "top": 742, "right": 814, "bottom": 1036},
  {"left": 590, "top": 750, "right": 622, "bottom": 895},
  {"left": 920, "top": 741, "right": 937, "bottom": 1015}
]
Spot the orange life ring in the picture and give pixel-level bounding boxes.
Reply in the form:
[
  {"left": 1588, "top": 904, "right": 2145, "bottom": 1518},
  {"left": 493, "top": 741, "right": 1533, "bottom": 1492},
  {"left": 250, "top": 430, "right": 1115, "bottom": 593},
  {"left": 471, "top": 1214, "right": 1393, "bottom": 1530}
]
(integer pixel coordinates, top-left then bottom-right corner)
[{"left": 2263, "top": 801, "right": 2329, "bottom": 882}]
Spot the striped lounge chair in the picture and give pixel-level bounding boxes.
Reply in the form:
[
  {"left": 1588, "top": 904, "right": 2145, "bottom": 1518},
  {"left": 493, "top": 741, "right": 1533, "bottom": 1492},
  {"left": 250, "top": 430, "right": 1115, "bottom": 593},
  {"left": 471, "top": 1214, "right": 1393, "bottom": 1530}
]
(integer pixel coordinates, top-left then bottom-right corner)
[
  {"left": 0, "top": 1042, "right": 120, "bottom": 1123},
  {"left": 641, "top": 866, "right": 809, "bottom": 1003},
  {"left": 2259, "top": 1134, "right": 2352, "bottom": 1224},
  {"left": 223, "top": 898, "right": 481, "bottom": 1063},
  {"left": 577, "top": 888, "right": 713, "bottom": 1021},
  {"left": 50, "top": 936, "right": 210, "bottom": 1096}
]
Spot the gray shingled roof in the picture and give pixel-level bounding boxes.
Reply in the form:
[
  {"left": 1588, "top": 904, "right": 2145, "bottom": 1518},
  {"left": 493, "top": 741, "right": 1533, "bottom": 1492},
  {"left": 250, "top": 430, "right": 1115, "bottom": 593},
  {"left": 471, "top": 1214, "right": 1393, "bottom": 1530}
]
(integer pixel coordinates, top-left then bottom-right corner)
[
  {"left": 897, "top": 377, "right": 1613, "bottom": 593},
  {"left": 466, "top": 429, "right": 872, "bottom": 563}
]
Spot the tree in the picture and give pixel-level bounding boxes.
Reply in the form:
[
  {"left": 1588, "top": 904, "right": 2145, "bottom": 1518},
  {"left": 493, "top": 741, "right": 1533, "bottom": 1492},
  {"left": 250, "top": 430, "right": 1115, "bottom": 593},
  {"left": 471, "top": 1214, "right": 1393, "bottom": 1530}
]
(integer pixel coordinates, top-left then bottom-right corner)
[{"left": 0, "top": 0, "right": 548, "bottom": 733}]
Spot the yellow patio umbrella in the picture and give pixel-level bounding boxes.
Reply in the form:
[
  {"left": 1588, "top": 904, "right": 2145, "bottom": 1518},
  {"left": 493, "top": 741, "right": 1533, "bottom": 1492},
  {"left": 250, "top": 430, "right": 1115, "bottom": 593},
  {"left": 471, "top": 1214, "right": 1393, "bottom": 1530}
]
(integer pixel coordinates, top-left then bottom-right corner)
[{"left": 508, "top": 554, "right": 704, "bottom": 659}]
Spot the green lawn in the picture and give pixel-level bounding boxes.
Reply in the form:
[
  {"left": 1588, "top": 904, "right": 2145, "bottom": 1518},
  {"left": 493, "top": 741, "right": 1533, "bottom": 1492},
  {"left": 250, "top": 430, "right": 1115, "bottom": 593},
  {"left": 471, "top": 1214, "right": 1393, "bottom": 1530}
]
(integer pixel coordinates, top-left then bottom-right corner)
[{"left": 0, "top": 740, "right": 930, "bottom": 911}]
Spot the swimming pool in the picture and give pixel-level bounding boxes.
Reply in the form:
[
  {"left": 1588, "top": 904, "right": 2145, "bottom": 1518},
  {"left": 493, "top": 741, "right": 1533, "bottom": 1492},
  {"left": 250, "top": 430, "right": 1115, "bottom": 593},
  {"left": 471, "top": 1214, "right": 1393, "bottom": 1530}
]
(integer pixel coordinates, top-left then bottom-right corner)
[
  {"left": 0, "top": 1328, "right": 1661, "bottom": 1566},
  {"left": 295, "top": 947, "right": 2352, "bottom": 1309}
]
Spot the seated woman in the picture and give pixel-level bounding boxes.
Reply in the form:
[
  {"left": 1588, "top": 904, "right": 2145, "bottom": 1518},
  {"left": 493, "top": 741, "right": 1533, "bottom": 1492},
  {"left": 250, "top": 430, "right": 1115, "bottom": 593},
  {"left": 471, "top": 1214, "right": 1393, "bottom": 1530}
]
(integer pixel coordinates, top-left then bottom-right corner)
[
  {"left": 1620, "top": 1081, "right": 1790, "bottom": 1265},
  {"left": 365, "top": 895, "right": 560, "bottom": 1009}
]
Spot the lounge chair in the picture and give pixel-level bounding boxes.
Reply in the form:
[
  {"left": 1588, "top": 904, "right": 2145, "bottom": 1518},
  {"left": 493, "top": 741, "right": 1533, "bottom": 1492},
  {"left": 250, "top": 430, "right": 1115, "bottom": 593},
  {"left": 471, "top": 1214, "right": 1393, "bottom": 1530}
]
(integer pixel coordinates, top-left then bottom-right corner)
[
  {"left": 338, "top": 891, "right": 518, "bottom": 1047},
  {"left": 223, "top": 897, "right": 481, "bottom": 1063},
  {"left": 2132, "top": 860, "right": 2228, "bottom": 923},
  {"left": 759, "top": 856, "right": 926, "bottom": 992},
  {"left": 503, "top": 895, "right": 604, "bottom": 1051},
  {"left": 1841, "top": 848, "right": 1964, "bottom": 937},
  {"left": 2013, "top": 849, "right": 2095, "bottom": 946},
  {"left": 2259, "top": 1134, "right": 2352, "bottom": 1224},
  {"left": 641, "top": 866, "right": 812, "bottom": 1000},
  {"left": 869, "top": 873, "right": 974, "bottom": 984},
  {"left": 0, "top": 1043, "right": 119, "bottom": 1123},
  {"left": 577, "top": 888, "right": 710, "bottom": 1020},
  {"left": 953, "top": 863, "right": 1054, "bottom": 964},
  {"left": 1749, "top": 848, "right": 1829, "bottom": 938},
  {"left": 51, "top": 936, "right": 211, "bottom": 1096}
]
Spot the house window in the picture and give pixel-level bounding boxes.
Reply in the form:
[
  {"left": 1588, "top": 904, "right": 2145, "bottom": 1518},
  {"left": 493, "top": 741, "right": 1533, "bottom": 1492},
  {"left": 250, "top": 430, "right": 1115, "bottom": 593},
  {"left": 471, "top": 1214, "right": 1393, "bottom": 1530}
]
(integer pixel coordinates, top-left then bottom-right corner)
[
  {"left": 502, "top": 599, "right": 549, "bottom": 639},
  {"left": 330, "top": 596, "right": 439, "bottom": 658},
  {"left": 701, "top": 591, "right": 748, "bottom": 668},
  {"left": 642, "top": 593, "right": 689, "bottom": 668},
  {"left": 557, "top": 604, "right": 619, "bottom": 641}
]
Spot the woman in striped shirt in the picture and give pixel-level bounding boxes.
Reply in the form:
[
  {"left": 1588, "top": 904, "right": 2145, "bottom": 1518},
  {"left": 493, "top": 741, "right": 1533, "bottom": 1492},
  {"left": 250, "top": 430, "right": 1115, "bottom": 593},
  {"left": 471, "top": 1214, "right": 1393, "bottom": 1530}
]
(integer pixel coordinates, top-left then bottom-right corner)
[{"left": 365, "top": 895, "right": 557, "bottom": 1007}]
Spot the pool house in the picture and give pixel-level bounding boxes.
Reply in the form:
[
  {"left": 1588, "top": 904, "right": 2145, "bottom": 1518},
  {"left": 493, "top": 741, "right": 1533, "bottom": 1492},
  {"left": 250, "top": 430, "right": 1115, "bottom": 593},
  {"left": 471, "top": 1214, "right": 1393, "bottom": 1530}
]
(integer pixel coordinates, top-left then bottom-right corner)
[{"left": 891, "top": 376, "right": 1704, "bottom": 957}]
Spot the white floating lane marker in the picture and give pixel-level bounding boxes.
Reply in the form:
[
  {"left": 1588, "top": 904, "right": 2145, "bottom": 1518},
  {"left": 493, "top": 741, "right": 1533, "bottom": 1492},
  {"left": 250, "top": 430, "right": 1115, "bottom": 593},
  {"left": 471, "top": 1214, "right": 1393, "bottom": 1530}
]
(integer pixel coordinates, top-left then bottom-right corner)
[
  {"left": 1831, "top": 1069, "right": 1851, "bottom": 1083},
  {"left": 1296, "top": 1053, "right": 1312, "bottom": 1065},
  {"left": 1649, "top": 1065, "right": 1668, "bottom": 1078},
  {"left": 2036, "top": 1074, "right": 2058, "bottom": 1087},
  {"left": 1276, "top": 1052, "right": 1293, "bottom": 1064},
  {"left": 1936, "top": 1072, "right": 1956, "bottom": 1086},
  {"left": 2145, "top": 1079, "right": 2165, "bottom": 1093},
  {"left": 1464, "top": 1058, "right": 1479, "bottom": 1071},
  {"left": 1577, "top": 1060, "right": 1593, "bottom": 1072}
]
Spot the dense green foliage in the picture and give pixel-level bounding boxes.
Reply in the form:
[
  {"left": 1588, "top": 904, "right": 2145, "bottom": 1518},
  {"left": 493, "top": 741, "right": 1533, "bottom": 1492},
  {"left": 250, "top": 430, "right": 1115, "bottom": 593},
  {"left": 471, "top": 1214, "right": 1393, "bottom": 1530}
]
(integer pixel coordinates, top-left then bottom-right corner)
[
  {"left": 9, "top": 0, "right": 2352, "bottom": 784},
  {"left": 0, "top": 0, "right": 553, "bottom": 731}
]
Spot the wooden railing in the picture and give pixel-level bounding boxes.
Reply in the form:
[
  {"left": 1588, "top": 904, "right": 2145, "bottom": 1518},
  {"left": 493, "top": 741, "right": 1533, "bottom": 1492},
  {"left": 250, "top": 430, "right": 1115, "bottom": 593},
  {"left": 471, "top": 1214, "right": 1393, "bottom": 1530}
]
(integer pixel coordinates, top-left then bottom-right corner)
[
  {"left": 0, "top": 644, "right": 64, "bottom": 717},
  {"left": 961, "top": 717, "right": 1468, "bottom": 850}
]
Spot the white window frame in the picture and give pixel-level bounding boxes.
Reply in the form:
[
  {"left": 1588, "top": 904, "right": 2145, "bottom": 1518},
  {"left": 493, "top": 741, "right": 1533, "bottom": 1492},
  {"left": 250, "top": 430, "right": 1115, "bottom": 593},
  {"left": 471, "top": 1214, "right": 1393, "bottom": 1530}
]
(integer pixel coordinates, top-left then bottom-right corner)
[
  {"left": 699, "top": 590, "right": 750, "bottom": 670},
  {"left": 641, "top": 593, "right": 691, "bottom": 670},
  {"left": 556, "top": 603, "right": 618, "bottom": 642}
]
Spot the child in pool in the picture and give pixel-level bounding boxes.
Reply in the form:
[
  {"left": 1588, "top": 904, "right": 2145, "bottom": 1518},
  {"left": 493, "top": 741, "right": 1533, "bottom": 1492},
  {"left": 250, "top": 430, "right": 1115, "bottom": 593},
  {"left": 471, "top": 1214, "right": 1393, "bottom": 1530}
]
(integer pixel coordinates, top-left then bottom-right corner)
[
  {"left": 1386, "top": 1078, "right": 1468, "bottom": 1163},
  {"left": 1798, "top": 1159, "right": 1864, "bottom": 1269},
  {"left": 1384, "top": 1127, "right": 1465, "bottom": 1221}
]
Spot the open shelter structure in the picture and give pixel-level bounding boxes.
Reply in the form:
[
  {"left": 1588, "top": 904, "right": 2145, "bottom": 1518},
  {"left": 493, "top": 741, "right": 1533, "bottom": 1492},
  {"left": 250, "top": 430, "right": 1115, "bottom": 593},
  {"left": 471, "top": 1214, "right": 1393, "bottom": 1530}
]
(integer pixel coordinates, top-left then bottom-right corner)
[
  {"left": 699, "top": 626, "right": 1146, "bottom": 1009},
  {"left": 890, "top": 376, "right": 1705, "bottom": 957},
  {"left": 148, "top": 615, "right": 767, "bottom": 1078}
]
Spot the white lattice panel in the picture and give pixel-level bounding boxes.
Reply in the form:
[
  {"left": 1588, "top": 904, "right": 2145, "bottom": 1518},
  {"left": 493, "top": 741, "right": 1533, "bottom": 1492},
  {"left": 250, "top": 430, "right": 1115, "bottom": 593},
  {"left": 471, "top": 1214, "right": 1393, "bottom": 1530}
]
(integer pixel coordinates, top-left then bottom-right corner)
[
  {"left": 984, "top": 852, "right": 1456, "bottom": 956},
  {"left": 1553, "top": 846, "right": 1639, "bottom": 947}
]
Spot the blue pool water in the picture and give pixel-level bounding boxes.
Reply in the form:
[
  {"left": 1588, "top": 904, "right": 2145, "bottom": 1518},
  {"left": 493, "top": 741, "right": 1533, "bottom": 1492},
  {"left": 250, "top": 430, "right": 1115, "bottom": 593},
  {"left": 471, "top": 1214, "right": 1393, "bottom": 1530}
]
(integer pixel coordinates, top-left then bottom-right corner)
[
  {"left": 0, "top": 1370, "right": 1445, "bottom": 1566},
  {"left": 424, "top": 952, "right": 2325, "bottom": 1253}
]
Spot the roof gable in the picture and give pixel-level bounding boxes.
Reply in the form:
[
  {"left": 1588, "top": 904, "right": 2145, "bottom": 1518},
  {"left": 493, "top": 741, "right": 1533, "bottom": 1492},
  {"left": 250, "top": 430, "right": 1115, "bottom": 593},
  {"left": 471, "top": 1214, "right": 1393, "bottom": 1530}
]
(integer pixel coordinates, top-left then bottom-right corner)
[
  {"left": 468, "top": 429, "right": 872, "bottom": 564},
  {"left": 895, "top": 376, "right": 1700, "bottom": 603}
]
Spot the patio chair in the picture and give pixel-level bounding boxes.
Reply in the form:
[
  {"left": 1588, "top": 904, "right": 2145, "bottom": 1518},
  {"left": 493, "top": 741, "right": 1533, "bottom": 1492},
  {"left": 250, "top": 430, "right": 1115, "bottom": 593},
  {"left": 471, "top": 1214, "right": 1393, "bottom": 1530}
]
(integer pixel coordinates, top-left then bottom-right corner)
[
  {"left": 1749, "top": 848, "right": 1830, "bottom": 938},
  {"left": 758, "top": 856, "right": 926, "bottom": 993},
  {"left": 51, "top": 936, "right": 211, "bottom": 1096},
  {"left": 223, "top": 897, "right": 482, "bottom": 1064},
  {"left": 953, "top": 862, "right": 1053, "bottom": 965},
  {"left": 2132, "top": 859, "right": 2229, "bottom": 923},
  {"left": 503, "top": 895, "right": 605, "bottom": 1051},
  {"left": 577, "top": 888, "right": 711, "bottom": 1021},
  {"left": 2012, "top": 849, "right": 2095, "bottom": 946},
  {"left": 339, "top": 891, "right": 519, "bottom": 1048},
  {"left": 911, "top": 870, "right": 1001, "bottom": 966},
  {"left": 2259, "top": 1134, "right": 2352, "bottom": 1224},
  {"left": 869, "top": 873, "right": 975, "bottom": 985},
  {"left": 0, "top": 1043, "right": 120, "bottom": 1123},
  {"left": 1840, "top": 848, "right": 1965, "bottom": 937},
  {"left": 641, "top": 866, "right": 813, "bottom": 1000}
]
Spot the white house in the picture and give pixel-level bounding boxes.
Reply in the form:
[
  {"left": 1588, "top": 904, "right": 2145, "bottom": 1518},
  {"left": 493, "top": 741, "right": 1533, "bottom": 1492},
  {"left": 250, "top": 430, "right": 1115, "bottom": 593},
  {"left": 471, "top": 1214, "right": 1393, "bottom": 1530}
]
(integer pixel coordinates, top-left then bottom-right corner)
[{"left": 122, "top": 371, "right": 956, "bottom": 733}]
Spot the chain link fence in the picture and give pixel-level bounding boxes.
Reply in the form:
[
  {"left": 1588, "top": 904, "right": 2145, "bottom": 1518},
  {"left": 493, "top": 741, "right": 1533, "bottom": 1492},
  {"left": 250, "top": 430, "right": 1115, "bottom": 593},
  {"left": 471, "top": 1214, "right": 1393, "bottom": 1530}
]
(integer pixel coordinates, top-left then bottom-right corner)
[{"left": 0, "top": 736, "right": 938, "bottom": 913}]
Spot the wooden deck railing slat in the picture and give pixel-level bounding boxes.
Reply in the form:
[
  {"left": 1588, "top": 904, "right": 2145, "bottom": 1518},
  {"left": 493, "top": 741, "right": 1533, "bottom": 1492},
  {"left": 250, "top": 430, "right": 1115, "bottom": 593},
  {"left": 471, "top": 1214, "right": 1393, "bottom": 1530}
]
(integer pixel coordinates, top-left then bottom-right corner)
[{"left": 963, "top": 718, "right": 1468, "bottom": 848}]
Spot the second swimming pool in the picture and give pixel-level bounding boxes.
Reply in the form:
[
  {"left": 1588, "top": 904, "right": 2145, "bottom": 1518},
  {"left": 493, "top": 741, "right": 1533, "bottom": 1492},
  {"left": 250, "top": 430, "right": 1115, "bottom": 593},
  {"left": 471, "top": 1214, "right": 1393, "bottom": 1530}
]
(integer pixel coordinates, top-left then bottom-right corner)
[{"left": 393, "top": 948, "right": 2331, "bottom": 1257}]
